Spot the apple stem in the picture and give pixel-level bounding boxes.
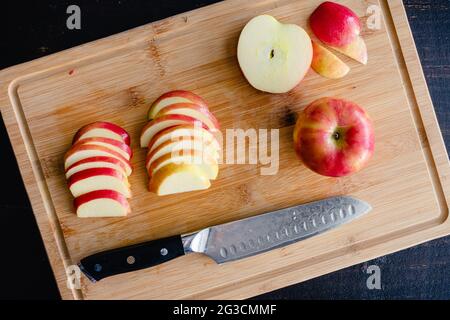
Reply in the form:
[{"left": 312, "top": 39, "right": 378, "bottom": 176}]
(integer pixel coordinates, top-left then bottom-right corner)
[{"left": 270, "top": 49, "right": 275, "bottom": 59}]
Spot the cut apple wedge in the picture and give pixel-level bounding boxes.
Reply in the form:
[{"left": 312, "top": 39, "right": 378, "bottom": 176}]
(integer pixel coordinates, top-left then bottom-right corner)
[
  {"left": 237, "top": 15, "right": 313, "bottom": 93},
  {"left": 146, "top": 138, "right": 220, "bottom": 171},
  {"left": 140, "top": 115, "right": 208, "bottom": 148},
  {"left": 328, "top": 36, "right": 368, "bottom": 65},
  {"left": 74, "top": 137, "right": 132, "bottom": 160},
  {"left": 148, "top": 90, "right": 209, "bottom": 119},
  {"left": 155, "top": 103, "right": 220, "bottom": 132},
  {"left": 310, "top": 1, "right": 362, "bottom": 47},
  {"left": 74, "top": 190, "right": 130, "bottom": 218},
  {"left": 64, "top": 144, "right": 132, "bottom": 176},
  {"left": 68, "top": 167, "right": 131, "bottom": 198},
  {"left": 148, "top": 149, "right": 219, "bottom": 180},
  {"left": 309, "top": 2, "right": 367, "bottom": 65},
  {"left": 65, "top": 156, "right": 128, "bottom": 179},
  {"left": 149, "top": 163, "right": 211, "bottom": 196},
  {"left": 72, "top": 121, "right": 131, "bottom": 145},
  {"left": 148, "top": 124, "right": 219, "bottom": 153},
  {"left": 311, "top": 41, "right": 350, "bottom": 79}
]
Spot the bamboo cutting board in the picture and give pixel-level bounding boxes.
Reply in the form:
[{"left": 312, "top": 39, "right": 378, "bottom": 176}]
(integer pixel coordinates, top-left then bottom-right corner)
[{"left": 0, "top": 0, "right": 449, "bottom": 300}]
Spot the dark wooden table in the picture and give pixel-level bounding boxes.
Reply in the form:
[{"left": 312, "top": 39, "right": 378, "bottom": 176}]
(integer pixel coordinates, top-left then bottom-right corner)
[{"left": 1, "top": 0, "right": 449, "bottom": 300}]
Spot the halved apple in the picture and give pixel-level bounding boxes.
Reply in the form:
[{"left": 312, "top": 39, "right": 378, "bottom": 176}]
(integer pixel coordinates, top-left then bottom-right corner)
[
  {"left": 65, "top": 156, "right": 128, "bottom": 179},
  {"left": 311, "top": 41, "right": 350, "bottom": 79},
  {"left": 148, "top": 149, "right": 219, "bottom": 180},
  {"left": 68, "top": 167, "right": 131, "bottom": 198},
  {"left": 73, "top": 137, "right": 132, "bottom": 160},
  {"left": 328, "top": 36, "right": 368, "bottom": 65},
  {"left": 148, "top": 90, "right": 209, "bottom": 120},
  {"left": 72, "top": 121, "right": 131, "bottom": 145},
  {"left": 146, "top": 137, "right": 220, "bottom": 171},
  {"left": 74, "top": 190, "right": 130, "bottom": 218},
  {"left": 237, "top": 15, "right": 313, "bottom": 93},
  {"left": 64, "top": 144, "right": 132, "bottom": 176},
  {"left": 140, "top": 114, "right": 208, "bottom": 148},
  {"left": 148, "top": 124, "right": 219, "bottom": 153},
  {"left": 155, "top": 103, "right": 220, "bottom": 132},
  {"left": 149, "top": 163, "right": 211, "bottom": 196}
]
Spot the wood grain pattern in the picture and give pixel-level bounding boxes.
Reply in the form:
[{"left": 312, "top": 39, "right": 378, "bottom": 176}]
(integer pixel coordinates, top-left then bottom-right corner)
[{"left": 0, "top": 0, "right": 449, "bottom": 300}]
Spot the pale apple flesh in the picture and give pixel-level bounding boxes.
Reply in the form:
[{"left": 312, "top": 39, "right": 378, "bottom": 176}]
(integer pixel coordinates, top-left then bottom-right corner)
[
  {"left": 155, "top": 103, "right": 220, "bottom": 132},
  {"left": 146, "top": 138, "right": 220, "bottom": 170},
  {"left": 64, "top": 144, "right": 132, "bottom": 176},
  {"left": 140, "top": 114, "right": 208, "bottom": 148},
  {"left": 73, "top": 137, "right": 132, "bottom": 160},
  {"left": 68, "top": 167, "right": 131, "bottom": 198},
  {"left": 72, "top": 121, "right": 131, "bottom": 145},
  {"left": 149, "top": 163, "right": 211, "bottom": 196},
  {"left": 309, "top": 1, "right": 367, "bottom": 65},
  {"left": 293, "top": 97, "right": 374, "bottom": 177},
  {"left": 148, "top": 124, "right": 219, "bottom": 154},
  {"left": 237, "top": 15, "right": 313, "bottom": 93},
  {"left": 311, "top": 41, "right": 350, "bottom": 79},
  {"left": 65, "top": 156, "right": 128, "bottom": 179},
  {"left": 148, "top": 90, "right": 209, "bottom": 119},
  {"left": 148, "top": 149, "right": 219, "bottom": 180},
  {"left": 74, "top": 190, "right": 130, "bottom": 218}
]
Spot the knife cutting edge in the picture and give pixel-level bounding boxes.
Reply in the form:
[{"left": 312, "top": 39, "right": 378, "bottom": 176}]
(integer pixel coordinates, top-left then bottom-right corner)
[{"left": 78, "top": 196, "right": 371, "bottom": 282}]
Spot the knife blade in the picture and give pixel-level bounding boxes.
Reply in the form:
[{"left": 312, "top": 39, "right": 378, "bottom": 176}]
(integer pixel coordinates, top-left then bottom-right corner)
[{"left": 79, "top": 196, "right": 371, "bottom": 282}]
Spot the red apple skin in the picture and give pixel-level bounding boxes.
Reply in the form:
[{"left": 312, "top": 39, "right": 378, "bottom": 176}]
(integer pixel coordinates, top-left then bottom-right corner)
[
  {"left": 64, "top": 144, "right": 132, "bottom": 174},
  {"left": 293, "top": 97, "right": 374, "bottom": 177},
  {"left": 140, "top": 114, "right": 210, "bottom": 148},
  {"left": 72, "top": 122, "right": 131, "bottom": 146},
  {"left": 148, "top": 90, "right": 209, "bottom": 119},
  {"left": 73, "top": 137, "right": 133, "bottom": 159},
  {"left": 310, "top": 1, "right": 361, "bottom": 47},
  {"left": 155, "top": 103, "right": 220, "bottom": 131},
  {"left": 74, "top": 190, "right": 130, "bottom": 213},
  {"left": 68, "top": 167, "right": 127, "bottom": 187}
]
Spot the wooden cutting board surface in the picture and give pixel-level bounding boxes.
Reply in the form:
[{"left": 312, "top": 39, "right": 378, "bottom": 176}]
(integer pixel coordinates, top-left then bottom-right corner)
[{"left": 1, "top": 0, "right": 449, "bottom": 300}]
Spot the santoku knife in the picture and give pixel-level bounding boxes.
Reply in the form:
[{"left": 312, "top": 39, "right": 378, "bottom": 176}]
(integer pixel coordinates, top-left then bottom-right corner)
[{"left": 79, "top": 196, "right": 371, "bottom": 282}]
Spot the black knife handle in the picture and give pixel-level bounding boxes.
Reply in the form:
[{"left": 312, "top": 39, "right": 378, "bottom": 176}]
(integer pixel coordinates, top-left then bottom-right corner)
[{"left": 78, "top": 235, "right": 185, "bottom": 282}]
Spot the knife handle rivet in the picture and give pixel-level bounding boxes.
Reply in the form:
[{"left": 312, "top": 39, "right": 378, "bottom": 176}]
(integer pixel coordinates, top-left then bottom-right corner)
[
  {"left": 126, "top": 256, "right": 136, "bottom": 265},
  {"left": 160, "top": 248, "right": 168, "bottom": 256},
  {"left": 94, "top": 264, "right": 102, "bottom": 272}
]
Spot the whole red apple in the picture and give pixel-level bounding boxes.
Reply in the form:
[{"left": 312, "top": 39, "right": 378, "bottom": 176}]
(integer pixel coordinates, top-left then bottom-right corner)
[{"left": 293, "top": 97, "right": 374, "bottom": 177}]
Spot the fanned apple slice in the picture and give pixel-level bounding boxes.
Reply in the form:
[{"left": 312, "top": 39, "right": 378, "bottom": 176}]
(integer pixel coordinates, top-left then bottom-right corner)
[
  {"left": 74, "top": 137, "right": 132, "bottom": 160},
  {"left": 148, "top": 124, "right": 219, "bottom": 153},
  {"left": 146, "top": 138, "right": 220, "bottom": 171},
  {"left": 149, "top": 163, "right": 211, "bottom": 196},
  {"left": 74, "top": 190, "right": 130, "bottom": 218},
  {"left": 64, "top": 144, "right": 132, "bottom": 176},
  {"left": 310, "top": 1, "right": 361, "bottom": 47},
  {"left": 148, "top": 149, "right": 219, "bottom": 180},
  {"left": 311, "top": 41, "right": 350, "bottom": 79},
  {"left": 155, "top": 103, "right": 220, "bottom": 132},
  {"left": 68, "top": 167, "right": 131, "bottom": 198},
  {"left": 148, "top": 90, "right": 209, "bottom": 119},
  {"left": 65, "top": 156, "right": 128, "bottom": 179},
  {"left": 73, "top": 121, "right": 131, "bottom": 145},
  {"left": 328, "top": 36, "right": 368, "bottom": 65},
  {"left": 140, "top": 115, "right": 208, "bottom": 148}
]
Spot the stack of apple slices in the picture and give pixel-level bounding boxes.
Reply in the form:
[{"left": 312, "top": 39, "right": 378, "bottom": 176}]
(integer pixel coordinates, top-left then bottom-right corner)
[
  {"left": 140, "top": 91, "right": 221, "bottom": 196},
  {"left": 64, "top": 122, "right": 133, "bottom": 218}
]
